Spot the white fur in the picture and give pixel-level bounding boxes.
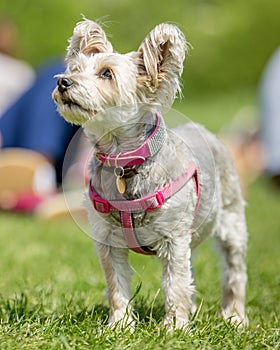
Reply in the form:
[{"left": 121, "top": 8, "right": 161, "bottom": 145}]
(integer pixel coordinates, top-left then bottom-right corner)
[{"left": 52, "top": 18, "right": 248, "bottom": 330}]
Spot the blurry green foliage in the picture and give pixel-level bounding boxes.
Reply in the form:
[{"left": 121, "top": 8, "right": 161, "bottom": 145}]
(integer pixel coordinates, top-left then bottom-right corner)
[{"left": 0, "top": 0, "right": 279, "bottom": 94}]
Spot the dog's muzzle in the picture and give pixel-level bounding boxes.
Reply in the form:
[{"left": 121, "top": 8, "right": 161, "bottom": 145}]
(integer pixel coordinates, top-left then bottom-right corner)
[{"left": 57, "top": 77, "right": 73, "bottom": 93}]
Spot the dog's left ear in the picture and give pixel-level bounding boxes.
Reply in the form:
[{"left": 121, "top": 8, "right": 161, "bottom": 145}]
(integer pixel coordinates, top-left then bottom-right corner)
[
  {"left": 137, "top": 23, "right": 188, "bottom": 95},
  {"left": 65, "top": 18, "right": 113, "bottom": 63}
]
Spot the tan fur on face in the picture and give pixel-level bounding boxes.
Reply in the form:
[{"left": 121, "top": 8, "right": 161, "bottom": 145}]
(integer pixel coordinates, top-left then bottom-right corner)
[{"left": 53, "top": 52, "right": 139, "bottom": 125}]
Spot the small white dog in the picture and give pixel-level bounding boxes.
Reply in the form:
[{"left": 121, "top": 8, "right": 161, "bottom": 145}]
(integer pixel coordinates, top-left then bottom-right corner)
[{"left": 52, "top": 18, "right": 248, "bottom": 329}]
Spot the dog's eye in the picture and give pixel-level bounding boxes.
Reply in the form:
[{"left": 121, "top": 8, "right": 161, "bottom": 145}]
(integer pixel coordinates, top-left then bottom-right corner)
[{"left": 99, "top": 69, "right": 113, "bottom": 80}]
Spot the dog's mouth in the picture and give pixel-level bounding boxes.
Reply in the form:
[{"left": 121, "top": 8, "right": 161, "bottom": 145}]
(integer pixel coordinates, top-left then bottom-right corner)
[
  {"left": 61, "top": 96, "right": 97, "bottom": 115},
  {"left": 53, "top": 92, "right": 98, "bottom": 125},
  {"left": 62, "top": 97, "right": 83, "bottom": 110}
]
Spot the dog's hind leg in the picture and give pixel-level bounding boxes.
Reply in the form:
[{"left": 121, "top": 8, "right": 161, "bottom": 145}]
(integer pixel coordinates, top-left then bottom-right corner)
[
  {"left": 216, "top": 204, "right": 248, "bottom": 327},
  {"left": 96, "top": 242, "right": 134, "bottom": 328}
]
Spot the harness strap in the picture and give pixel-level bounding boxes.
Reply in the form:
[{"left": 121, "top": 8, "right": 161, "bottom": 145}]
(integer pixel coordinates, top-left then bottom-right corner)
[
  {"left": 120, "top": 211, "right": 156, "bottom": 255},
  {"left": 89, "top": 161, "right": 200, "bottom": 255}
]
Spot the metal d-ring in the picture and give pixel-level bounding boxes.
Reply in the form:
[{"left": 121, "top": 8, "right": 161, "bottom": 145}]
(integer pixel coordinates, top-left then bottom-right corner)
[{"left": 114, "top": 166, "right": 124, "bottom": 178}]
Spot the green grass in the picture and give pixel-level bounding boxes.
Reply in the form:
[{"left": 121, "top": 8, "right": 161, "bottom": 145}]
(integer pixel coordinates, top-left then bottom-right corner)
[{"left": 0, "top": 90, "right": 279, "bottom": 349}]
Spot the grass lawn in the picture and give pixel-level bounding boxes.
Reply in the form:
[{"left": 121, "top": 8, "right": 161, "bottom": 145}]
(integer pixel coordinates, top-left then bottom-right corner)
[{"left": 0, "top": 89, "right": 279, "bottom": 349}]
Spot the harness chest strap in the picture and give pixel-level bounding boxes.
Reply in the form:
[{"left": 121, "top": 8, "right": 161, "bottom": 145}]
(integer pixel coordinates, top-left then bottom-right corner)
[{"left": 88, "top": 161, "right": 200, "bottom": 255}]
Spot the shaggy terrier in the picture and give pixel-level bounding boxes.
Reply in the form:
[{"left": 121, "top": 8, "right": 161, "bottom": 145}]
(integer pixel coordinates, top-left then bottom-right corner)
[{"left": 52, "top": 18, "right": 248, "bottom": 329}]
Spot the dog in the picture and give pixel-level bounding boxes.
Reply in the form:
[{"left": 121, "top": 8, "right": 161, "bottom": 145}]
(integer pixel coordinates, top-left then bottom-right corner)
[{"left": 52, "top": 18, "right": 248, "bottom": 330}]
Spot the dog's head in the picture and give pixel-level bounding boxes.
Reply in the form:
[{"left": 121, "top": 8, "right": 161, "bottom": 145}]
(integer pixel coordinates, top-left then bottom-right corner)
[{"left": 52, "top": 18, "right": 188, "bottom": 125}]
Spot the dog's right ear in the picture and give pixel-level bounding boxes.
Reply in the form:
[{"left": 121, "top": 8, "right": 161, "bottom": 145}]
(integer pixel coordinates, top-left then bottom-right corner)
[
  {"left": 65, "top": 18, "right": 113, "bottom": 62},
  {"left": 136, "top": 23, "right": 188, "bottom": 108}
]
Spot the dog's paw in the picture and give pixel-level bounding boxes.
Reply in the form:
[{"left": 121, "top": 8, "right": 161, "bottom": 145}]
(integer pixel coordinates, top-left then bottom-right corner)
[
  {"left": 163, "top": 315, "right": 189, "bottom": 331},
  {"left": 108, "top": 311, "right": 136, "bottom": 332},
  {"left": 221, "top": 308, "right": 249, "bottom": 328}
]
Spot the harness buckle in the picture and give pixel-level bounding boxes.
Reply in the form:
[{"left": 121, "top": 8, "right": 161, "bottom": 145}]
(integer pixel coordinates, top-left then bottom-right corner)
[
  {"left": 93, "top": 197, "right": 110, "bottom": 214},
  {"left": 143, "top": 190, "right": 165, "bottom": 211},
  {"left": 89, "top": 183, "right": 110, "bottom": 214}
]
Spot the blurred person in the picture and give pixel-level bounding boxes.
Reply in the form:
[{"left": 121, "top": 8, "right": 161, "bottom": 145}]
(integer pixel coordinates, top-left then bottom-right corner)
[
  {"left": 0, "top": 58, "right": 79, "bottom": 212},
  {"left": 260, "top": 47, "right": 280, "bottom": 188},
  {"left": 220, "top": 106, "right": 263, "bottom": 197},
  {"left": 0, "top": 16, "right": 35, "bottom": 116}
]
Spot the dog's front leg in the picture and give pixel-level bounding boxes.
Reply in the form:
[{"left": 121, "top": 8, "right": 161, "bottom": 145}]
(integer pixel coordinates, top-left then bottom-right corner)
[
  {"left": 96, "top": 242, "right": 134, "bottom": 328},
  {"left": 158, "top": 237, "right": 194, "bottom": 330}
]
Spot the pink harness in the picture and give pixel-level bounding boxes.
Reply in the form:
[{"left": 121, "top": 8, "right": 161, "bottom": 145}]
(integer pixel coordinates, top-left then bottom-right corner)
[{"left": 88, "top": 113, "right": 200, "bottom": 255}]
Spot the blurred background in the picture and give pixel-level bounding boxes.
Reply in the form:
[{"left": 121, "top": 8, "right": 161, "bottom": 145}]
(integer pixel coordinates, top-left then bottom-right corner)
[{"left": 0, "top": 0, "right": 280, "bottom": 214}]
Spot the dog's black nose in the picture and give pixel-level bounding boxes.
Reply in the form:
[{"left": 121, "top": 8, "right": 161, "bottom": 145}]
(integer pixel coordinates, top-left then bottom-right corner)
[{"left": 57, "top": 78, "right": 73, "bottom": 93}]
